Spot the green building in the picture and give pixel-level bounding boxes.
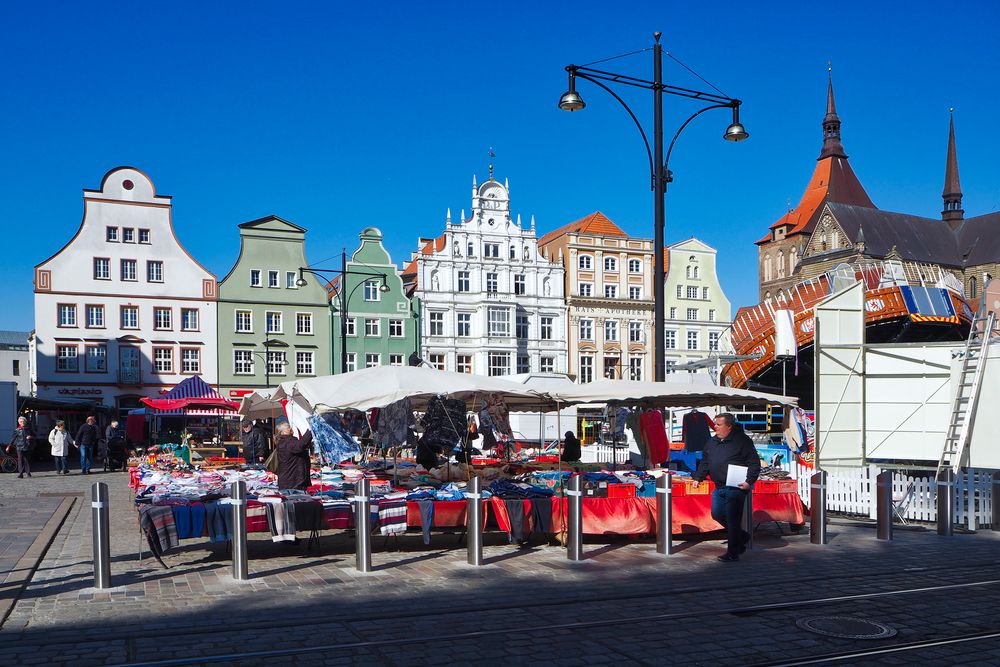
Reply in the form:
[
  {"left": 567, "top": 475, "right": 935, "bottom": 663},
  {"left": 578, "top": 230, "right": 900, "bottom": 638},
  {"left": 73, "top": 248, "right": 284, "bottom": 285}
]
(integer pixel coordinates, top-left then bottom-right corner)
[
  {"left": 331, "top": 227, "right": 420, "bottom": 372},
  {"left": 217, "top": 216, "right": 331, "bottom": 398}
]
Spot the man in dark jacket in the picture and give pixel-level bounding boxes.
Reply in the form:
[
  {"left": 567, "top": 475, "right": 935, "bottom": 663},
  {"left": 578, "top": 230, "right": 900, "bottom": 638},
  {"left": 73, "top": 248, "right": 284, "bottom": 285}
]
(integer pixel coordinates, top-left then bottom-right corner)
[
  {"left": 75, "top": 416, "right": 100, "bottom": 475},
  {"left": 692, "top": 413, "right": 761, "bottom": 562},
  {"left": 240, "top": 421, "right": 268, "bottom": 463}
]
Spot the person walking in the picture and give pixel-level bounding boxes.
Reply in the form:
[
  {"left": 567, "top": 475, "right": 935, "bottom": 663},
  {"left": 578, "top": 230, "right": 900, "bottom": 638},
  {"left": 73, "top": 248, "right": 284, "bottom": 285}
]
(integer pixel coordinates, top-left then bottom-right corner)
[
  {"left": 7, "top": 416, "right": 36, "bottom": 478},
  {"left": 692, "top": 413, "right": 761, "bottom": 562},
  {"left": 274, "top": 422, "right": 313, "bottom": 492},
  {"left": 48, "top": 420, "right": 74, "bottom": 475},
  {"left": 240, "top": 420, "right": 268, "bottom": 464},
  {"left": 560, "top": 430, "right": 582, "bottom": 463},
  {"left": 75, "top": 416, "right": 100, "bottom": 475}
]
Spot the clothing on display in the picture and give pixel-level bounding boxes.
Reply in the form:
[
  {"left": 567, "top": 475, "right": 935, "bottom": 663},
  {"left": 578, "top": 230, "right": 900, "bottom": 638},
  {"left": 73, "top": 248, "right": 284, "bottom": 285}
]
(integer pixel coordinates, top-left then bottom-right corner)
[
  {"left": 682, "top": 410, "right": 715, "bottom": 452},
  {"left": 376, "top": 398, "right": 413, "bottom": 449},
  {"left": 626, "top": 411, "right": 647, "bottom": 459},
  {"left": 377, "top": 498, "right": 408, "bottom": 536},
  {"left": 420, "top": 396, "right": 467, "bottom": 450},
  {"left": 639, "top": 410, "right": 671, "bottom": 466},
  {"left": 308, "top": 414, "right": 360, "bottom": 466},
  {"left": 417, "top": 500, "right": 434, "bottom": 545}
]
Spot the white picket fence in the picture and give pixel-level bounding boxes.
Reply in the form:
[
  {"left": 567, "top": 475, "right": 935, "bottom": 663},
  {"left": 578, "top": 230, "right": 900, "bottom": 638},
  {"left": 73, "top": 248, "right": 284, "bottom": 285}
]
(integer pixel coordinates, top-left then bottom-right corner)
[{"left": 783, "top": 461, "right": 997, "bottom": 530}]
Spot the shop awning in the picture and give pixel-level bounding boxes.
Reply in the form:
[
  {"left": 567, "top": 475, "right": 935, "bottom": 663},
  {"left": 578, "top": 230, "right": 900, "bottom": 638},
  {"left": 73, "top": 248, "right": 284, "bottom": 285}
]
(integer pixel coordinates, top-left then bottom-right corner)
[
  {"left": 141, "top": 396, "right": 240, "bottom": 412},
  {"left": 144, "top": 375, "right": 239, "bottom": 415}
]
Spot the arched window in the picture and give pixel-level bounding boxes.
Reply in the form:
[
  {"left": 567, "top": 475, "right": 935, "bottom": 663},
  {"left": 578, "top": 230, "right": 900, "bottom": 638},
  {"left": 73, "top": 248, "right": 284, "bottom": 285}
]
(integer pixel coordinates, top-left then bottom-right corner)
[
  {"left": 694, "top": 266, "right": 699, "bottom": 279},
  {"left": 764, "top": 254, "right": 773, "bottom": 282},
  {"left": 777, "top": 251, "right": 786, "bottom": 278},
  {"left": 604, "top": 257, "right": 617, "bottom": 272},
  {"left": 467, "top": 242, "right": 475, "bottom": 257},
  {"left": 510, "top": 245, "right": 516, "bottom": 260},
  {"left": 969, "top": 276, "right": 978, "bottom": 298},
  {"left": 789, "top": 247, "right": 798, "bottom": 274},
  {"left": 764, "top": 290, "right": 771, "bottom": 300},
  {"left": 686, "top": 266, "right": 692, "bottom": 279}
]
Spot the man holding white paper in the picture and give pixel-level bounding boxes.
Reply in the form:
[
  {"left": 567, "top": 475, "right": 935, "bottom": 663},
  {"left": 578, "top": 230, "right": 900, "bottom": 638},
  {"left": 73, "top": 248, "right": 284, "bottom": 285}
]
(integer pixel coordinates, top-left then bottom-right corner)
[{"left": 692, "top": 413, "right": 761, "bottom": 562}]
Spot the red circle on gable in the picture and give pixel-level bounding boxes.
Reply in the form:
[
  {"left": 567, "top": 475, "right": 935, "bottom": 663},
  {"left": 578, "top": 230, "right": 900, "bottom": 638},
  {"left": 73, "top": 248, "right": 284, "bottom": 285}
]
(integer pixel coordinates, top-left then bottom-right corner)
[{"left": 122, "top": 179, "right": 134, "bottom": 190}]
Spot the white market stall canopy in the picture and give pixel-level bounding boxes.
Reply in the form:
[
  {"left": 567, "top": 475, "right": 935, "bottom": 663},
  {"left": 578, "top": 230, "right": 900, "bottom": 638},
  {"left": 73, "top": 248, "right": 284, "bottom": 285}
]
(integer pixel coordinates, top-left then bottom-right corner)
[
  {"left": 540, "top": 376, "right": 797, "bottom": 409},
  {"left": 237, "top": 385, "right": 295, "bottom": 420}
]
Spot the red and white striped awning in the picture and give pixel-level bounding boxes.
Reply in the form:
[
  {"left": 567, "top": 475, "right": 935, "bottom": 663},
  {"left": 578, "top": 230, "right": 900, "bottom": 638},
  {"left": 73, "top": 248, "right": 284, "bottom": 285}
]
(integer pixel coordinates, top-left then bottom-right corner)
[{"left": 142, "top": 376, "right": 239, "bottom": 416}]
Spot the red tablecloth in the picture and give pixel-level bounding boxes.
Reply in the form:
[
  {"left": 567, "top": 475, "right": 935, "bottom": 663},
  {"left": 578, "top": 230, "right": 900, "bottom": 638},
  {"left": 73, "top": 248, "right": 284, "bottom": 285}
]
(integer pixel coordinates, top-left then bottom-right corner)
[
  {"left": 405, "top": 500, "right": 488, "bottom": 528},
  {"left": 489, "top": 492, "right": 805, "bottom": 536}
]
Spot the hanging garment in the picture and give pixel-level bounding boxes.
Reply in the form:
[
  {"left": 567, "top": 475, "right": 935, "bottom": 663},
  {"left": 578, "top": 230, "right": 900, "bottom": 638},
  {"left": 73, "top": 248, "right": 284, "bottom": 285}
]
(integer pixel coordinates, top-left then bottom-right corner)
[
  {"left": 263, "top": 498, "right": 297, "bottom": 542},
  {"left": 530, "top": 497, "right": 553, "bottom": 535},
  {"left": 640, "top": 410, "right": 671, "bottom": 466},
  {"left": 171, "top": 503, "right": 206, "bottom": 539},
  {"left": 420, "top": 396, "right": 467, "bottom": 450},
  {"left": 480, "top": 393, "right": 513, "bottom": 438},
  {"left": 139, "top": 505, "right": 179, "bottom": 564},
  {"left": 683, "top": 410, "right": 715, "bottom": 452},
  {"left": 626, "top": 410, "right": 648, "bottom": 459},
  {"left": 614, "top": 407, "right": 630, "bottom": 437},
  {"left": 505, "top": 499, "right": 527, "bottom": 543},
  {"left": 376, "top": 398, "right": 413, "bottom": 449},
  {"left": 417, "top": 499, "right": 434, "bottom": 545},
  {"left": 308, "top": 414, "right": 360, "bottom": 465},
  {"left": 378, "top": 498, "right": 408, "bottom": 536},
  {"left": 204, "top": 500, "right": 233, "bottom": 544}
]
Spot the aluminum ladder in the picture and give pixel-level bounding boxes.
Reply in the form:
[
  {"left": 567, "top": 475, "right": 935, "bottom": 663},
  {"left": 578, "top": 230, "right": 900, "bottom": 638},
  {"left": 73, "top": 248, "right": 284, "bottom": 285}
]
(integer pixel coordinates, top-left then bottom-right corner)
[{"left": 937, "top": 312, "right": 995, "bottom": 475}]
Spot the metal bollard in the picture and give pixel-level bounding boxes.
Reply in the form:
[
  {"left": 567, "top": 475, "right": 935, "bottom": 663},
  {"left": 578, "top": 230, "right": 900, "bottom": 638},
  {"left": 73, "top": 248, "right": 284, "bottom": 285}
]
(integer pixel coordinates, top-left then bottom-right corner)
[
  {"left": 91, "top": 482, "right": 111, "bottom": 589},
  {"left": 355, "top": 477, "right": 372, "bottom": 572},
  {"left": 876, "top": 471, "right": 893, "bottom": 541},
  {"left": 810, "top": 470, "right": 827, "bottom": 545},
  {"left": 655, "top": 474, "right": 673, "bottom": 555},
  {"left": 466, "top": 476, "right": 483, "bottom": 566},
  {"left": 566, "top": 474, "right": 583, "bottom": 561},
  {"left": 937, "top": 469, "right": 954, "bottom": 536},
  {"left": 230, "top": 481, "right": 248, "bottom": 580},
  {"left": 993, "top": 472, "right": 1000, "bottom": 532},
  {"left": 742, "top": 487, "right": 754, "bottom": 551}
]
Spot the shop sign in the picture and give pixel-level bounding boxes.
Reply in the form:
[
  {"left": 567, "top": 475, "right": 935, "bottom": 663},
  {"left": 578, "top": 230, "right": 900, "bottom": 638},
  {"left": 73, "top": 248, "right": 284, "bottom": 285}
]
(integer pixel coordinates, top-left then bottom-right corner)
[
  {"left": 58, "top": 388, "right": 102, "bottom": 395},
  {"left": 229, "top": 389, "right": 254, "bottom": 398}
]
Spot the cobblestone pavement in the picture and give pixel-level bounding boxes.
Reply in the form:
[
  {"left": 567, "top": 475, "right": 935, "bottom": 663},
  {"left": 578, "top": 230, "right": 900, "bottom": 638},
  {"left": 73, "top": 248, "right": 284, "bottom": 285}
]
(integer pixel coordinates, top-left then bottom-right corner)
[{"left": 2, "top": 465, "right": 1000, "bottom": 666}]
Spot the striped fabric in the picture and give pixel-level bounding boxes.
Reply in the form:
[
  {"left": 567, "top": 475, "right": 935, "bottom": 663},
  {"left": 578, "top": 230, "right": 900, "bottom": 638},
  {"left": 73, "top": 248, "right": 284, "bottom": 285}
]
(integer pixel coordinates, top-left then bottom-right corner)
[{"left": 151, "top": 375, "right": 237, "bottom": 416}]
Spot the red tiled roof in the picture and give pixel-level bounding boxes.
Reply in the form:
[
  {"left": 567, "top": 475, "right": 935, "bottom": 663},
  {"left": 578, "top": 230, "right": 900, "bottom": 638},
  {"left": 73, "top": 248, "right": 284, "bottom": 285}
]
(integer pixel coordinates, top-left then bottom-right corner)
[
  {"left": 538, "top": 211, "right": 627, "bottom": 246},
  {"left": 401, "top": 234, "right": 446, "bottom": 281}
]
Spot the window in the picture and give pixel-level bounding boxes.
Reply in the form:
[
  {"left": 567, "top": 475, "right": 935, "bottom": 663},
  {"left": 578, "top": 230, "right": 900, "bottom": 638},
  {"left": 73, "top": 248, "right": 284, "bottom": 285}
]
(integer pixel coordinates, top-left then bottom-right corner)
[
  {"left": 297, "top": 313, "right": 313, "bottom": 335},
  {"left": 364, "top": 280, "right": 381, "bottom": 301},
  {"left": 467, "top": 242, "right": 475, "bottom": 257},
  {"left": 182, "top": 349, "right": 202, "bottom": 374},
  {"left": 235, "top": 310, "right": 253, "bottom": 333},
  {"left": 265, "top": 311, "right": 283, "bottom": 334},
  {"left": 389, "top": 319, "right": 404, "bottom": 337},
  {"left": 677, "top": 285, "right": 683, "bottom": 298},
  {"left": 286, "top": 271, "right": 296, "bottom": 289},
  {"left": 154, "top": 307, "right": 172, "bottom": 330},
  {"left": 181, "top": 308, "right": 199, "bottom": 331},
  {"left": 969, "top": 277, "right": 978, "bottom": 299},
  {"left": 268, "top": 270, "right": 279, "bottom": 288},
  {"left": 579, "top": 318, "right": 593, "bottom": 341},
  {"left": 429, "top": 354, "right": 446, "bottom": 371},
  {"left": 123, "top": 228, "right": 135, "bottom": 243},
  {"left": 686, "top": 265, "right": 693, "bottom": 279},
  {"left": 93, "top": 258, "right": 110, "bottom": 280},
  {"left": 604, "top": 320, "right": 618, "bottom": 341},
  {"left": 153, "top": 347, "right": 173, "bottom": 373},
  {"left": 106, "top": 227, "right": 119, "bottom": 242},
  {"left": 147, "top": 260, "right": 163, "bottom": 282},
  {"left": 121, "top": 306, "right": 138, "bottom": 329},
  {"left": 709, "top": 332, "right": 720, "bottom": 351},
  {"left": 12, "top": 360, "right": 19, "bottom": 376},
  {"left": 456, "top": 354, "right": 473, "bottom": 374},
  {"left": 457, "top": 271, "right": 470, "bottom": 292},
  {"left": 517, "top": 355, "right": 530, "bottom": 374},
  {"left": 510, "top": 245, "right": 517, "bottom": 260},
  {"left": 58, "top": 304, "right": 77, "bottom": 327},
  {"left": 579, "top": 283, "right": 592, "bottom": 297},
  {"left": 628, "top": 259, "right": 641, "bottom": 273},
  {"left": 687, "top": 286, "right": 698, "bottom": 299},
  {"left": 687, "top": 331, "right": 699, "bottom": 350},
  {"left": 56, "top": 345, "right": 78, "bottom": 372},
  {"left": 579, "top": 255, "right": 592, "bottom": 270},
  {"left": 120, "top": 259, "right": 137, "bottom": 281},
  {"left": 516, "top": 314, "right": 529, "bottom": 339},
  {"left": 296, "top": 351, "right": 315, "bottom": 375},
  {"left": 456, "top": 313, "right": 471, "bottom": 337},
  {"left": 702, "top": 287, "right": 709, "bottom": 300},
  {"left": 487, "top": 351, "right": 510, "bottom": 377},
  {"left": 764, "top": 254, "right": 773, "bottom": 282},
  {"left": 85, "top": 346, "right": 107, "bottom": 373},
  {"left": 484, "top": 243, "right": 500, "bottom": 258},
  {"left": 687, "top": 308, "right": 698, "bottom": 321},
  {"left": 540, "top": 356, "right": 555, "bottom": 373},
  {"left": 429, "top": 312, "right": 444, "bottom": 336},
  {"left": 709, "top": 309, "right": 716, "bottom": 322},
  {"left": 487, "top": 307, "right": 510, "bottom": 336},
  {"left": 389, "top": 354, "right": 404, "bottom": 367},
  {"left": 234, "top": 350, "right": 254, "bottom": 375},
  {"left": 665, "top": 330, "right": 677, "bottom": 349},
  {"left": 628, "top": 286, "right": 642, "bottom": 300},
  {"left": 514, "top": 275, "right": 525, "bottom": 295},
  {"left": 669, "top": 307, "right": 677, "bottom": 319},
  {"left": 250, "top": 270, "right": 262, "bottom": 287},
  {"left": 540, "top": 316, "right": 553, "bottom": 340},
  {"left": 345, "top": 318, "right": 356, "bottom": 336},
  {"left": 604, "top": 257, "right": 617, "bottom": 272},
  {"left": 604, "top": 284, "right": 617, "bottom": 299},
  {"left": 345, "top": 353, "right": 357, "bottom": 372},
  {"left": 85, "top": 305, "right": 105, "bottom": 328},
  {"left": 579, "top": 356, "right": 593, "bottom": 383},
  {"left": 485, "top": 272, "right": 498, "bottom": 293},
  {"left": 138, "top": 229, "right": 150, "bottom": 244},
  {"left": 365, "top": 353, "right": 380, "bottom": 368},
  {"left": 629, "top": 321, "right": 643, "bottom": 343},
  {"left": 629, "top": 357, "right": 643, "bottom": 381},
  {"left": 365, "top": 318, "right": 380, "bottom": 337},
  {"left": 604, "top": 356, "right": 620, "bottom": 379}
]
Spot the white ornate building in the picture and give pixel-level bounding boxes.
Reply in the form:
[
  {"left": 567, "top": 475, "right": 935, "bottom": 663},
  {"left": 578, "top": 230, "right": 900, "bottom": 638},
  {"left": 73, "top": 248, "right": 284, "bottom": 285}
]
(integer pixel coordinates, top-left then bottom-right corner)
[
  {"left": 403, "top": 173, "right": 567, "bottom": 377},
  {"left": 33, "top": 167, "right": 218, "bottom": 418}
]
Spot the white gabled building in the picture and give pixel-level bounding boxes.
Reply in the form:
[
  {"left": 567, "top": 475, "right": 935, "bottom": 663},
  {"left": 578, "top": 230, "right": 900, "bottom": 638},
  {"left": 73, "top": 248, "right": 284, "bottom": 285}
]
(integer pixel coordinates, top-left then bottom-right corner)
[
  {"left": 403, "top": 172, "right": 567, "bottom": 377},
  {"left": 33, "top": 167, "right": 218, "bottom": 418}
]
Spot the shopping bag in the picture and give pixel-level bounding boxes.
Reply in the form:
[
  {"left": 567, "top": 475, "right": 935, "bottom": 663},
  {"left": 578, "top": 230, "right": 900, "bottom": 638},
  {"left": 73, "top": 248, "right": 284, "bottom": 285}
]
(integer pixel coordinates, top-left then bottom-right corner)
[{"left": 264, "top": 449, "right": 279, "bottom": 474}]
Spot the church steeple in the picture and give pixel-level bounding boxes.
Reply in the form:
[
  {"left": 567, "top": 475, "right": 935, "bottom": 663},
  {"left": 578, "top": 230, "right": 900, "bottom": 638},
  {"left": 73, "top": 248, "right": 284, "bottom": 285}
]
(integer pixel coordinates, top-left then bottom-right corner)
[
  {"left": 942, "top": 109, "right": 964, "bottom": 228},
  {"left": 819, "top": 68, "right": 847, "bottom": 160}
]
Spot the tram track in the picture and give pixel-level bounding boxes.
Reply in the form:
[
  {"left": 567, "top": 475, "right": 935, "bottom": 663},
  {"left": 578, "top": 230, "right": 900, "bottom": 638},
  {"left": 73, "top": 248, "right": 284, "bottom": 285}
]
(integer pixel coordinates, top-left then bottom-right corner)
[{"left": 749, "top": 630, "right": 1000, "bottom": 665}]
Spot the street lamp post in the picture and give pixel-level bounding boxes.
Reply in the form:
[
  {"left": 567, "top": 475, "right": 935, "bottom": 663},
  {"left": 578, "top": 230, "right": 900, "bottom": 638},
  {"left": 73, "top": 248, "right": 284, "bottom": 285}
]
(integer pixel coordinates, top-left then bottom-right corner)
[
  {"left": 251, "top": 339, "right": 288, "bottom": 390},
  {"left": 559, "top": 32, "right": 748, "bottom": 382},
  {"left": 298, "top": 250, "right": 390, "bottom": 374}
]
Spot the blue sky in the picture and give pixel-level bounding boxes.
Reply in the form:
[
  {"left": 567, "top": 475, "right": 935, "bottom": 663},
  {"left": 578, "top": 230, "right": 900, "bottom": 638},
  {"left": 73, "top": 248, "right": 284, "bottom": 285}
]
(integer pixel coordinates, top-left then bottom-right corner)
[{"left": 4, "top": 1, "right": 999, "bottom": 331}]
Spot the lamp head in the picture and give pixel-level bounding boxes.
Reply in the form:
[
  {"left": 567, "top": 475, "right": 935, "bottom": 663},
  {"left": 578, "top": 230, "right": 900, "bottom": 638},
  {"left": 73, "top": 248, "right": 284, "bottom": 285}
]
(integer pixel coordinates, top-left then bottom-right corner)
[
  {"left": 558, "top": 68, "right": 586, "bottom": 112},
  {"left": 295, "top": 270, "right": 308, "bottom": 287},
  {"left": 379, "top": 280, "right": 391, "bottom": 293},
  {"left": 723, "top": 103, "right": 749, "bottom": 142}
]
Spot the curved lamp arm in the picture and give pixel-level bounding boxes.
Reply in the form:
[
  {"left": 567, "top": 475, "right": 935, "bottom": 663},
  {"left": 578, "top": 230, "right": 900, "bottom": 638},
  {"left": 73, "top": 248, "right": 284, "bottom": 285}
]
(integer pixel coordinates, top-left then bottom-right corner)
[
  {"left": 664, "top": 103, "right": 732, "bottom": 182},
  {"left": 575, "top": 71, "right": 655, "bottom": 185}
]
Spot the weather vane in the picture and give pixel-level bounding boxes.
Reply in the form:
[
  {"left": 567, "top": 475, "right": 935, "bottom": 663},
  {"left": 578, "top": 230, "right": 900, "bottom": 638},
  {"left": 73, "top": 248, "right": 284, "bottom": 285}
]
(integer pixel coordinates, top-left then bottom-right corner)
[{"left": 488, "top": 147, "right": 496, "bottom": 179}]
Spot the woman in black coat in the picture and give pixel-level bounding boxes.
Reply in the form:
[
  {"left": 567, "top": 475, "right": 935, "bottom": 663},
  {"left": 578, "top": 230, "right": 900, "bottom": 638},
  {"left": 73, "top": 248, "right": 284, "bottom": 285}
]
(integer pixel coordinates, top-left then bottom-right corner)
[
  {"left": 561, "top": 431, "right": 582, "bottom": 463},
  {"left": 274, "top": 422, "right": 314, "bottom": 491}
]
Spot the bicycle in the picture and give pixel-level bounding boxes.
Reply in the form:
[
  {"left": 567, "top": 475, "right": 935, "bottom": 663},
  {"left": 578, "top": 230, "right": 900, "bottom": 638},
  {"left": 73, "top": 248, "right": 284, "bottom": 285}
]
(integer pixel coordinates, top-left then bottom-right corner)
[{"left": 1, "top": 447, "right": 17, "bottom": 473}]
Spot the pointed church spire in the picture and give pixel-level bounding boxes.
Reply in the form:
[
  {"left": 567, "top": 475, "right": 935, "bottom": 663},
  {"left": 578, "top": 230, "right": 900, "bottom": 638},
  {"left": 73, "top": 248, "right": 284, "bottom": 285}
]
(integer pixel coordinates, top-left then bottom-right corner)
[
  {"left": 942, "top": 108, "right": 964, "bottom": 227},
  {"left": 516, "top": 213, "right": 522, "bottom": 228},
  {"left": 819, "top": 66, "right": 847, "bottom": 160},
  {"left": 446, "top": 208, "right": 452, "bottom": 224}
]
